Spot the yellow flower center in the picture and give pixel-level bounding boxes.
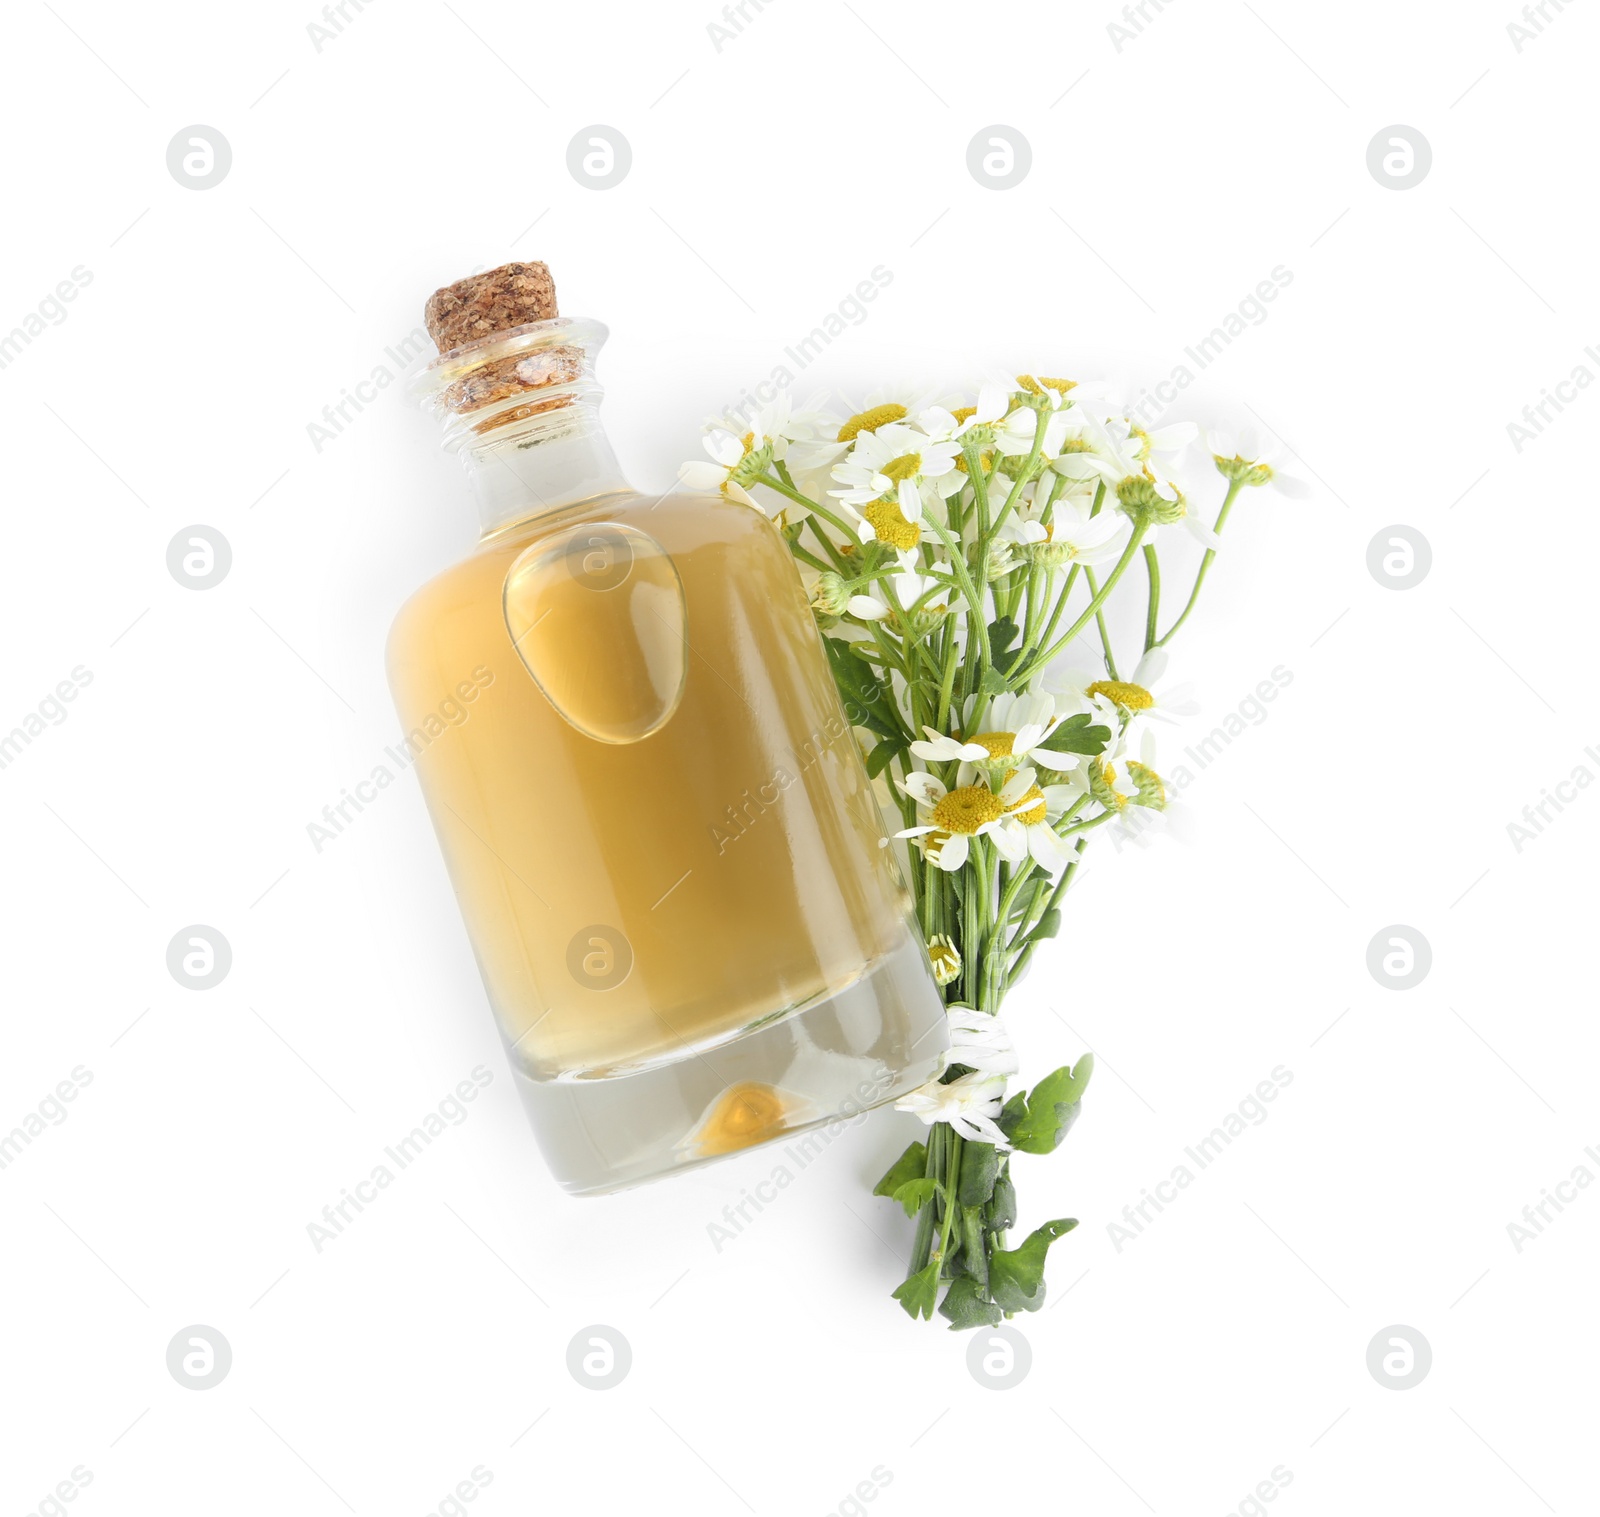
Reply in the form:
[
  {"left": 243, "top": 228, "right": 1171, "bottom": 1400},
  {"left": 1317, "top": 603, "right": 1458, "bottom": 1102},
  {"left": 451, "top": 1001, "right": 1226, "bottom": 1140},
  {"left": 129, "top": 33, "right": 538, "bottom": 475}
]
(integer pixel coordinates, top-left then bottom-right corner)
[
  {"left": 740, "top": 431, "right": 756, "bottom": 453},
  {"left": 1017, "top": 374, "right": 1077, "bottom": 397},
  {"left": 863, "top": 497, "right": 921, "bottom": 551},
  {"left": 1093, "top": 759, "right": 1128, "bottom": 811},
  {"left": 950, "top": 405, "right": 977, "bottom": 423},
  {"left": 927, "top": 934, "right": 962, "bottom": 985},
  {"left": 1013, "top": 783, "right": 1047, "bottom": 826},
  {"left": 838, "top": 403, "right": 907, "bottom": 442},
  {"left": 880, "top": 452, "right": 922, "bottom": 483},
  {"left": 931, "top": 785, "right": 1005, "bottom": 835},
  {"left": 1058, "top": 437, "right": 1094, "bottom": 453},
  {"left": 966, "top": 731, "right": 1016, "bottom": 760},
  {"left": 1086, "top": 680, "right": 1154, "bottom": 711}
]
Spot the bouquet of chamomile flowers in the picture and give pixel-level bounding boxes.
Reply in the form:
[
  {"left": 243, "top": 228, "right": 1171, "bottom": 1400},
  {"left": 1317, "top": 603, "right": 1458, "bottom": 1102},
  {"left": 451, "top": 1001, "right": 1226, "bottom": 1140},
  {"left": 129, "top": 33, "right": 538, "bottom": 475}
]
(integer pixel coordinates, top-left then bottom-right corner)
[{"left": 681, "top": 378, "right": 1303, "bottom": 1327}]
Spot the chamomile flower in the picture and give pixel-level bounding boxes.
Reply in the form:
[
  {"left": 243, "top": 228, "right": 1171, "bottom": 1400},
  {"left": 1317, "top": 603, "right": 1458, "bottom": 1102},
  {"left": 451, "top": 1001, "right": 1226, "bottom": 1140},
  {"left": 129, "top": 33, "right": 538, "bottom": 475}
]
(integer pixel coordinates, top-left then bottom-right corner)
[
  {"left": 846, "top": 551, "right": 951, "bottom": 623},
  {"left": 909, "top": 690, "right": 1082, "bottom": 774},
  {"left": 1110, "top": 416, "right": 1198, "bottom": 479},
  {"left": 927, "top": 934, "right": 962, "bottom": 986},
  {"left": 1048, "top": 650, "right": 1196, "bottom": 731},
  {"left": 942, "top": 1006, "right": 1020, "bottom": 1079},
  {"left": 679, "top": 392, "right": 832, "bottom": 506},
  {"left": 895, "top": 1006, "right": 1018, "bottom": 1145},
  {"left": 829, "top": 424, "right": 964, "bottom": 532},
  {"left": 1000, "top": 496, "right": 1127, "bottom": 569},
  {"left": 1206, "top": 428, "right": 1312, "bottom": 497},
  {"left": 678, "top": 426, "right": 768, "bottom": 507},
  {"left": 988, "top": 766, "right": 1082, "bottom": 874},
  {"left": 894, "top": 769, "right": 1037, "bottom": 872},
  {"left": 895, "top": 1069, "right": 1010, "bottom": 1147},
  {"left": 785, "top": 387, "right": 945, "bottom": 475},
  {"left": 1115, "top": 472, "right": 1222, "bottom": 550}
]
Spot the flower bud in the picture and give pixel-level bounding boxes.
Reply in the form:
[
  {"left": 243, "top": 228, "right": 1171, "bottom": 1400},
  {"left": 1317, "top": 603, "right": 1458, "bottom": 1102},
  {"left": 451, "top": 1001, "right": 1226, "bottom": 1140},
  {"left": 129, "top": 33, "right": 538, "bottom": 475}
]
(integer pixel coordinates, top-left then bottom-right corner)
[
  {"left": 1126, "top": 759, "right": 1167, "bottom": 810},
  {"left": 811, "top": 572, "right": 851, "bottom": 615},
  {"left": 1116, "top": 473, "right": 1187, "bottom": 526}
]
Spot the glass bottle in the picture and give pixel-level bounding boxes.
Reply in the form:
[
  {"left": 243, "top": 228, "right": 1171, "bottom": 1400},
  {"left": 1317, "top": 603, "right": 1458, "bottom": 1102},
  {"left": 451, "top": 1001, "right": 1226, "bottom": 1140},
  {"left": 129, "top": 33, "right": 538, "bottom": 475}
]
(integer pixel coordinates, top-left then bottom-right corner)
[{"left": 387, "top": 263, "right": 945, "bottom": 1194}]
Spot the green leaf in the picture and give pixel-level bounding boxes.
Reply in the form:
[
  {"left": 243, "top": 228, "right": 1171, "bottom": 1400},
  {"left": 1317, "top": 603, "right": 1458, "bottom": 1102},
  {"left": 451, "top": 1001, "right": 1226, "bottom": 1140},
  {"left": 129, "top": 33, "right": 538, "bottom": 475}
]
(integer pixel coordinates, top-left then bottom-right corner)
[
  {"left": 988, "top": 1172, "right": 1017, "bottom": 1232},
  {"left": 939, "top": 1276, "right": 1003, "bottom": 1332},
  {"left": 978, "top": 665, "right": 1012, "bottom": 696},
  {"left": 890, "top": 1176, "right": 940, "bottom": 1218},
  {"left": 987, "top": 616, "right": 1022, "bottom": 673},
  {"left": 865, "top": 738, "right": 904, "bottom": 779},
  {"left": 892, "top": 1260, "right": 941, "bottom": 1320},
  {"left": 960, "top": 1204, "right": 989, "bottom": 1285},
  {"left": 957, "top": 1141, "right": 1000, "bottom": 1207},
  {"left": 1036, "top": 711, "right": 1111, "bottom": 757},
  {"left": 1029, "top": 908, "right": 1062, "bottom": 942},
  {"left": 873, "top": 1141, "right": 927, "bottom": 1200},
  {"left": 999, "top": 1055, "right": 1094, "bottom": 1155},
  {"left": 823, "top": 636, "right": 903, "bottom": 741},
  {"left": 990, "top": 1218, "right": 1079, "bottom": 1313}
]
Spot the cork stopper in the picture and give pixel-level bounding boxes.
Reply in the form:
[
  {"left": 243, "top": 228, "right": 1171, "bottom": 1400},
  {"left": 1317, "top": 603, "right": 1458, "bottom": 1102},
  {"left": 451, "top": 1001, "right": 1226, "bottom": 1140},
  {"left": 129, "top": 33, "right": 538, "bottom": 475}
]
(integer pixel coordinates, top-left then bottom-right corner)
[{"left": 424, "top": 261, "right": 558, "bottom": 354}]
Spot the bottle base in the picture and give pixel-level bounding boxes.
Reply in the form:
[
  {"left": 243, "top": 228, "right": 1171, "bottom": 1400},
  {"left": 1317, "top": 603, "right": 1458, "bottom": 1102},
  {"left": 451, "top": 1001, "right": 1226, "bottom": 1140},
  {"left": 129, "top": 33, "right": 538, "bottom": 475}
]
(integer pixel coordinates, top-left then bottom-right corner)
[{"left": 507, "top": 934, "right": 947, "bottom": 1196}]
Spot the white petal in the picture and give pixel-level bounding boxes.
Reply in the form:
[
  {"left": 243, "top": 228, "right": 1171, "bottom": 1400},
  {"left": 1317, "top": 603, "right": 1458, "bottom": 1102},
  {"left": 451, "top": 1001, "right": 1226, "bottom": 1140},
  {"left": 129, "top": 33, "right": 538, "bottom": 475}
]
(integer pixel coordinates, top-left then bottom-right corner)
[
  {"left": 847, "top": 596, "right": 887, "bottom": 620},
  {"left": 1132, "top": 648, "right": 1169, "bottom": 686},
  {"left": 990, "top": 819, "right": 1027, "bottom": 864},
  {"left": 679, "top": 461, "right": 725, "bottom": 490}
]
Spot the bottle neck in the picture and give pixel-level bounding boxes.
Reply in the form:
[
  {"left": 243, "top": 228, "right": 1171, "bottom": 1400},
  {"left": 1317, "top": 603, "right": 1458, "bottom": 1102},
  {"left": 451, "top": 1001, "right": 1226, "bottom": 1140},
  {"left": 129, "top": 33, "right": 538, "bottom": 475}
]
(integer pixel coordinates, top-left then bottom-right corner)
[{"left": 461, "top": 405, "right": 631, "bottom": 536}]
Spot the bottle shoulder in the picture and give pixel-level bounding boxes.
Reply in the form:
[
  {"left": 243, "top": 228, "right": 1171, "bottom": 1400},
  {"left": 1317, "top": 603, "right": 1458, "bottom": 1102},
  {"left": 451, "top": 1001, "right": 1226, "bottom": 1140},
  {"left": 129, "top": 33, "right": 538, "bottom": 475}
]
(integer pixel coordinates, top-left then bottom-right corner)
[{"left": 388, "top": 490, "right": 793, "bottom": 666}]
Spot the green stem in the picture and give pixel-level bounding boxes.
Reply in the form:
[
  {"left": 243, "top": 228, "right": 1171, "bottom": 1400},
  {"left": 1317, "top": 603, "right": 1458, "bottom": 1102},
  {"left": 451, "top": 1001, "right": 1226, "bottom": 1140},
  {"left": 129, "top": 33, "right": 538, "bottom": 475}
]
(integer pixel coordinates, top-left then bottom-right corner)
[
  {"left": 1082, "top": 566, "right": 1120, "bottom": 680},
  {"left": 1014, "top": 518, "right": 1148, "bottom": 686},
  {"left": 921, "top": 507, "right": 992, "bottom": 673},
  {"left": 1142, "top": 543, "right": 1161, "bottom": 654},
  {"left": 1155, "top": 477, "right": 1243, "bottom": 648},
  {"left": 756, "top": 471, "right": 858, "bottom": 543}
]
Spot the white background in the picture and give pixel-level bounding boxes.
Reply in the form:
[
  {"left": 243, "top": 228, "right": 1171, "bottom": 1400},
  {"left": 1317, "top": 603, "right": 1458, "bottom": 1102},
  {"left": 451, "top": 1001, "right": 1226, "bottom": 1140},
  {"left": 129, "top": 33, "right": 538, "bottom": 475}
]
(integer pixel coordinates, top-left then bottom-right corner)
[{"left": 2, "top": 1, "right": 1596, "bottom": 1512}]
